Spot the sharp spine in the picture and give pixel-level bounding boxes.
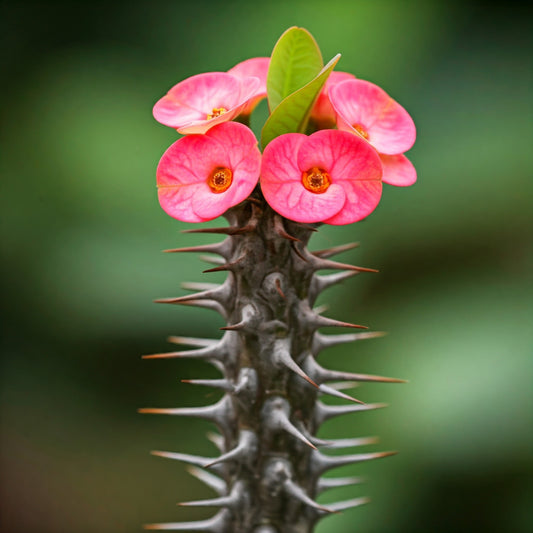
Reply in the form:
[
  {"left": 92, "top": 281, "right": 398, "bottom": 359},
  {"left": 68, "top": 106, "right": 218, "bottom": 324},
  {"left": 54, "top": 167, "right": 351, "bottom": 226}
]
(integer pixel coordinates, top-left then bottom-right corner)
[
  {"left": 167, "top": 335, "right": 218, "bottom": 348},
  {"left": 283, "top": 479, "right": 334, "bottom": 513},
  {"left": 163, "top": 239, "right": 231, "bottom": 259},
  {"left": 142, "top": 343, "right": 226, "bottom": 361},
  {"left": 322, "top": 497, "right": 370, "bottom": 513},
  {"left": 304, "top": 356, "right": 406, "bottom": 384},
  {"left": 318, "top": 383, "right": 364, "bottom": 404},
  {"left": 316, "top": 476, "right": 365, "bottom": 493},
  {"left": 182, "top": 378, "right": 234, "bottom": 392},
  {"left": 138, "top": 396, "right": 235, "bottom": 438},
  {"left": 178, "top": 481, "right": 244, "bottom": 509},
  {"left": 311, "top": 450, "right": 397, "bottom": 475},
  {"left": 273, "top": 340, "right": 318, "bottom": 388},
  {"left": 314, "top": 436, "right": 379, "bottom": 449},
  {"left": 262, "top": 397, "right": 317, "bottom": 450},
  {"left": 312, "top": 331, "right": 387, "bottom": 354},
  {"left": 312, "top": 242, "right": 359, "bottom": 258},
  {"left": 314, "top": 401, "right": 387, "bottom": 426},
  {"left": 204, "top": 429, "right": 258, "bottom": 468},
  {"left": 144, "top": 509, "right": 231, "bottom": 531},
  {"left": 186, "top": 466, "right": 226, "bottom": 496}
]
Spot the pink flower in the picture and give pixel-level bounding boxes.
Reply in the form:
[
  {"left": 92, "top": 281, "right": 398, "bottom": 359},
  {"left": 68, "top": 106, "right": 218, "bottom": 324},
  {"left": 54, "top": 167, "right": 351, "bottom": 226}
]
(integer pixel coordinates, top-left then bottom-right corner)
[
  {"left": 330, "top": 79, "right": 417, "bottom": 186},
  {"left": 228, "top": 57, "right": 270, "bottom": 115},
  {"left": 311, "top": 71, "right": 356, "bottom": 128},
  {"left": 157, "top": 122, "right": 261, "bottom": 222},
  {"left": 260, "top": 129, "right": 383, "bottom": 225},
  {"left": 153, "top": 72, "right": 261, "bottom": 134}
]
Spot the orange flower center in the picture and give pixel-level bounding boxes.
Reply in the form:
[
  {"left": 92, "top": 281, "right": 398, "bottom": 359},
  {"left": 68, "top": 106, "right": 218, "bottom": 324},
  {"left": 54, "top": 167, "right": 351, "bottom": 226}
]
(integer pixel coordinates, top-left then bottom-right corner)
[
  {"left": 207, "top": 107, "right": 228, "bottom": 120},
  {"left": 301, "top": 167, "right": 331, "bottom": 194},
  {"left": 352, "top": 123, "right": 369, "bottom": 140},
  {"left": 207, "top": 167, "right": 233, "bottom": 193}
]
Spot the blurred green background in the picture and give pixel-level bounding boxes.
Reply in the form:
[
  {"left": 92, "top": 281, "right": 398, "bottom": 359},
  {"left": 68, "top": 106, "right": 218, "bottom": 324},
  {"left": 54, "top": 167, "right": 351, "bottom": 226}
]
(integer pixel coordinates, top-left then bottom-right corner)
[{"left": 1, "top": 1, "right": 532, "bottom": 532}]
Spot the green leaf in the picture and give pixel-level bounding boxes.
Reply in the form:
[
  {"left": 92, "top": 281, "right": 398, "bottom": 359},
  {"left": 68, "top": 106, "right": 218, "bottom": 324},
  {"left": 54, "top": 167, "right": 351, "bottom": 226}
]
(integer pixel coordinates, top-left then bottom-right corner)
[
  {"left": 261, "top": 54, "right": 341, "bottom": 149},
  {"left": 267, "top": 27, "right": 323, "bottom": 112}
]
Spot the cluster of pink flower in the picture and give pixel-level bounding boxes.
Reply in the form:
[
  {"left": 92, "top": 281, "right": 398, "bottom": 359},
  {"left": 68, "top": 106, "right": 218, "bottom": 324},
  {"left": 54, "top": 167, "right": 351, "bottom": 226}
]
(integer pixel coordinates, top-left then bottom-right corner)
[{"left": 154, "top": 57, "right": 416, "bottom": 225}]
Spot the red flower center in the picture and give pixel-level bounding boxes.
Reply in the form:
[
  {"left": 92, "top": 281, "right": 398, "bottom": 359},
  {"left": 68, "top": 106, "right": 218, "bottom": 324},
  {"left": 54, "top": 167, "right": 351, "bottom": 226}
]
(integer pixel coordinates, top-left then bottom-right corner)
[
  {"left": 352, "top": 123, "right": 369, "bottom": 140},
  {"left": 301, "top": 167, "right": 331, "bottom": 194},
  {"left": 208, "top": 167, "right": 233, "bottom": 193},
  {"left": 207, "top": 107, "right": 228, "bottom": 120}
]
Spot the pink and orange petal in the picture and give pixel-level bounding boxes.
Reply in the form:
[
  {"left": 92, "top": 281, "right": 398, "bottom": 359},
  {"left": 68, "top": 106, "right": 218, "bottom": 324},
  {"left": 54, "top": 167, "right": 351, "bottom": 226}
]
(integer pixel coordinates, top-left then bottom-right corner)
[
  {"left": 261, "top": 130, "right": 383, "bottom": 225},
  {"left": 153, "top": 72, "right": 261, "bottom": 134},
  {"left": 228, "top": 57, "right": 270, "bottom": 115},
  {"left": 156, "top": 122, "right": 261, "bottom": 222}
]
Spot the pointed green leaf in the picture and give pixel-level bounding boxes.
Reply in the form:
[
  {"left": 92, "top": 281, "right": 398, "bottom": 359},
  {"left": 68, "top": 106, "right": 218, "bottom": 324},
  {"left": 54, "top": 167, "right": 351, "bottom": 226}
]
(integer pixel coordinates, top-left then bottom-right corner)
[
  {"left": 261, "top": 54, "right": 341, "bottom": 149},
  {"left": 267, "top": 27, "right": 323, "bottom": 112}
]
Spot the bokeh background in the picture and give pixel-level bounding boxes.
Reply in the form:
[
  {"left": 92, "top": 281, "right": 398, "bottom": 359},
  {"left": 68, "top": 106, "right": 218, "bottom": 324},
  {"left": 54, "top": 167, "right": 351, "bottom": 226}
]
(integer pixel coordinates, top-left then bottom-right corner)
[{"left": 1, "top": 1, "right": 532, "bottom": 532}]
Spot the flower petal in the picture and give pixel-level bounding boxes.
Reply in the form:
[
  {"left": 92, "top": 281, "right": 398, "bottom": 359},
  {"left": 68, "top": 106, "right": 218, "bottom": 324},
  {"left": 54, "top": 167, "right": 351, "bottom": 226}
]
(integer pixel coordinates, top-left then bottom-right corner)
[
  {"left": 157, "top": 122, "right": 260, "bottom": 222},
  {"left": 297, "top": 130, "right": 383, "bottom": 225},
  {"left": 261, "top": 133, "right": 346, "bottom": 222},
  {"left": 380, "top": 153, "right": 417, "bottom": 186},
  {"left": 228, "top": 57, "right": 269, "bottom": 115},
  {"left": 331, "top": 79, "right": 416, "bottom": 155},
  {"left": 297, "top": 129, "right": 382, "bottom": 184},
  {"left": 324, "top": 180, "right": 382, "bottom": 225},
  {"left": 311, "top": 70, "right": 356, "bottom": 126},
  {"left": 153, "top": 72, "right": 260, "bottom": 133}
]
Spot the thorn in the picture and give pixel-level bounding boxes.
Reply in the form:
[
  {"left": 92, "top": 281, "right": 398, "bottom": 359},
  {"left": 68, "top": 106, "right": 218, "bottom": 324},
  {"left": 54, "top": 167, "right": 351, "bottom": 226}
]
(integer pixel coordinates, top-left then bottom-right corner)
[
  {"left": 324, "top": 497, "right": 370, "bottom": 513},
  {"left": 322, "top": 381, "right": 360, "bottom": 391},
  {"left": 186, "top": 466, "right": 226, "bottom": 496},
  {"left": 138, "top": 396, "right": 234, "bottom": 435},
  {"left": 326, "top": 369, "right": 407, "bottom": 384},
  {"left": 167, "top": 336, "right": 218, "bottom": 348},
  {"left": 318, "top": 383, "right": 364, "bottom": 404},
  {"left": 153, "top": 285, "right": 226, "bottom": 305},
  {"left": 262, "top": 397, "right": 317, "bottom": 450},
  {"left": 274, "top": 344, "right": 318, "bottom": 388},
  {"left": 181, "top": 378, "right": 234, "bottom": 392},
  {"left": 312, "top": 242, "right": 360, "bottom": 259},
  {"left": 199, "top": 254, "right": 226, "bottom": 266},
  {"left": 178, "top": 495, "right": 233, "bottom": 508},
  {"left": 142, "top": 344, "right": 224, "bottom": 361},
  {"left": 206, "top": 431, "right": 225, "bottom": 452},
  {"left": 150, "top": 450, "right": 210, "bottom": 468},
  {"left": 203, "top": 254, "right": 247, "bottom": 273},
  {"left": 274, "top": 278, "right": 285, "bottom": 299},
  {"left": 291, "top": 242, "right": 308, "bottom": 262},
  {"left": 312, "top": 331, "right": 387, "bottom": 354},
  {"left": 317, "top": 476, "right": 365, "bottom": 493},
  {"left": 304, "top": 355, "right": 406, "bottom": 384},
  {"left": 182, "top": 225, "right": 251, "bottom": 235},
  {"left": 219, "top": 321, "right": 245, "bottom": 331},
  {"left": 163, "top": 240, "right": 230, "bottom": 259},
  {"left": 178, "top": 481, "right": 243, "bottom": 509},
  {"left": 314, "top": 402, "right": 387, "bottom": 425},
  {"left": 312, "top": 450, "right": 397, "bottom": 475},
  {"left": 204, "top": 430, "right": 257, "bottom": 468},
  {"left": 310, "top": 271, "right": 359, "bottom": 301},
  {"left": 219, "top": 303, "right": 257, "bottom": 332},
  {"left": 312, "top": 257, "right": 379, "bottom": 273},
  {"left": 274, "top": 215, "right": 300, "bottom": 242},
  {"left": 144, "top": 509, "right": 231, "bottom": 531},
  {"left": 311, "top": 315, "right": 368, "bottom": 330},
  {"left": 283, "top": 479, "right": 335, "bottom": 513},
  {"left": 181, "top": 282, "right": 221, "bottom": 292},
  {"left": 293, "top": 222, "right": 319, "bottom": 232},
  {"left": 315, "top": 436, "right": 379, "bottom": 449}
]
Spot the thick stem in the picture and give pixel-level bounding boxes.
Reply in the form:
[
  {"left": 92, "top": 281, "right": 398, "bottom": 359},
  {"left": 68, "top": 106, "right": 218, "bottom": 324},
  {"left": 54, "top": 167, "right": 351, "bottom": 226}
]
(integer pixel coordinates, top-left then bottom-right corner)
[{"left": 143, "top": 190, "right": 398, "bottom": 532}]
